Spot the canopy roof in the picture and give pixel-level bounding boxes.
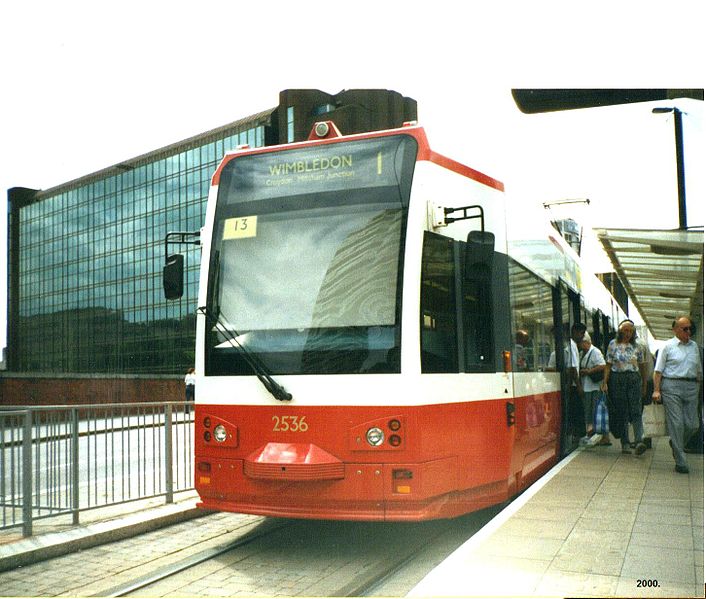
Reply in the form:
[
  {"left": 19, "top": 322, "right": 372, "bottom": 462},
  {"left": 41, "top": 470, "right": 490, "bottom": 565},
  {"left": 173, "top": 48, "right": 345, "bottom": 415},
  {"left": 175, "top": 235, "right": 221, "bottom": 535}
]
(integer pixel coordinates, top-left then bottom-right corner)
[{"left": 595, "top": 228, "right": 703, "bottom": 342}]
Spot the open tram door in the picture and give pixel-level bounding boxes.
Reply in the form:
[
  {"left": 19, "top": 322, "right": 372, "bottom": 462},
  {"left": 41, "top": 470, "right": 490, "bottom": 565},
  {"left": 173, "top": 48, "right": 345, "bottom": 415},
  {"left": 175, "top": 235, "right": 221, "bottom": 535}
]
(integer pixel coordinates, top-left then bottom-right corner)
[{"left": 552, "top": 282, "right": 583, "bottom": 456}]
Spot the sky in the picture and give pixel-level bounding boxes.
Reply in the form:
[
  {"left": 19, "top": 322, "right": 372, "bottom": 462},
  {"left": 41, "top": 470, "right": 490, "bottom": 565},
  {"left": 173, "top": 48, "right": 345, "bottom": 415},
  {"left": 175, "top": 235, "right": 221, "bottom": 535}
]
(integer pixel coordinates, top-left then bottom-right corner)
[{"left": 1, "top": 0, "right": 704, "bottom": 354}]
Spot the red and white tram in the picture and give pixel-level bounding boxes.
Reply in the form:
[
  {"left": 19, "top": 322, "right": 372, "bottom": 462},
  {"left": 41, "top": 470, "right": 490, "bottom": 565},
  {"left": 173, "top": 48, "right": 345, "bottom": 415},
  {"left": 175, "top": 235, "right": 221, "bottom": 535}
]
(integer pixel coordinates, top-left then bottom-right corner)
[{"left": 165, "top": 121, "right": 625, "bottom": 521}]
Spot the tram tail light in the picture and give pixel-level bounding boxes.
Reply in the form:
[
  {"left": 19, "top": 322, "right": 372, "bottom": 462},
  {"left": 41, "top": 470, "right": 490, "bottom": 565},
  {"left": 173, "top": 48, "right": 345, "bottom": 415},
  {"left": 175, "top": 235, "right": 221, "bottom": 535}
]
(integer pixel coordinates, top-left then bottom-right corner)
[
  {"left": 197, "top": 462, "right": 211, "bottom": 486},
  {"left": 393, "top": 469, "right": 413, "bottom": 494},
  {"left": 503, "top": 350, "right": 512, "bottom": 372}
]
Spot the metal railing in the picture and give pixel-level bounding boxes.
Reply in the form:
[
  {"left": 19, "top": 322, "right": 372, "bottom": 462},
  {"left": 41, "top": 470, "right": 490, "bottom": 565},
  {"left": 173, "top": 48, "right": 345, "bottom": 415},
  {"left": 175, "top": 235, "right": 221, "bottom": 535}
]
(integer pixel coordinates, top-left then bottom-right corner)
[{"left": 1, "top": 402, "right": 194, "bottom": 537}]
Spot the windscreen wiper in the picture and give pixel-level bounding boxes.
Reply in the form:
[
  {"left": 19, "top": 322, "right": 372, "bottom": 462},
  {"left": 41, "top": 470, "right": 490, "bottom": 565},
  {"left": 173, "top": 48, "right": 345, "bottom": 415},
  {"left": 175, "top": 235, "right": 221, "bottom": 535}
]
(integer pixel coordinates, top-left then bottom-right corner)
[{"left": 197, "top": 306, "right": 293, "bottom": 402}]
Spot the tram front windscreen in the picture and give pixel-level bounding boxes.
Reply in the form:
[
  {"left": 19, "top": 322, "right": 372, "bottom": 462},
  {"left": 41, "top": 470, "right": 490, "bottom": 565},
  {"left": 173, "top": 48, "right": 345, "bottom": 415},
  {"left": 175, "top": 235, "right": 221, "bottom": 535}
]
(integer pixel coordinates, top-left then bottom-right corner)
[{"left": 205, "top": 134, "right": 418, "bottom": 376}]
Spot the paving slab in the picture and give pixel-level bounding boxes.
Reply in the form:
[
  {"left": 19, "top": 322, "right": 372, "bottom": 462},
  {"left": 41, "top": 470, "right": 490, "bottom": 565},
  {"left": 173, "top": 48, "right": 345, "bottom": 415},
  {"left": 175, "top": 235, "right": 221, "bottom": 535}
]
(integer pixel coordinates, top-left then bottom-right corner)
[
  {"left": 409, "top": 436, "right": 704, "bottom": 598},
  {"left": 0, "top": 492, "right": 204, "bottom": 573}
]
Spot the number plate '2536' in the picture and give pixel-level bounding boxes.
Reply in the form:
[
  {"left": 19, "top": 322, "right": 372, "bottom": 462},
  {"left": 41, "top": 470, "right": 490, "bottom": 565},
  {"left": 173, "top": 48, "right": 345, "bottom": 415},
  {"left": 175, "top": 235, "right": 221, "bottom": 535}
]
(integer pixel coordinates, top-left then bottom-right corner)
[{"left": 272, "top": 415, "right": 309, "bottom": 432}]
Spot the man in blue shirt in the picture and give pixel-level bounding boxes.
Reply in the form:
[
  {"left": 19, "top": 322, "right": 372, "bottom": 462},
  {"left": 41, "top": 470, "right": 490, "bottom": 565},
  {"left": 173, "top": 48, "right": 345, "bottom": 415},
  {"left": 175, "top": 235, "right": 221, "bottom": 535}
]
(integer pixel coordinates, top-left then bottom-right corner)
[{"left": 652, "top": 316, "right": 703, "bottom": 473}]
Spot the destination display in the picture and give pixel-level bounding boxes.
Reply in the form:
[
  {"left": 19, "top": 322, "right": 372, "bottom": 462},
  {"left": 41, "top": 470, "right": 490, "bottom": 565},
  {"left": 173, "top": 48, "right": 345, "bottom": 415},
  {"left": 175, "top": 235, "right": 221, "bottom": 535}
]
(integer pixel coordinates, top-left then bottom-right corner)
[{"left": 218, "top": 135, "right": 417, "bottom": 205}]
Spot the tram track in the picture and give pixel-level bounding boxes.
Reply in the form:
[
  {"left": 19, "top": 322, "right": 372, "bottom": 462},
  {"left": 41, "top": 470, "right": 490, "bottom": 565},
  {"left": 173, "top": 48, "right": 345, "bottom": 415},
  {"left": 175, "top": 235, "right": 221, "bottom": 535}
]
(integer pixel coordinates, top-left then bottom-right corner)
[
  {"left": 93, "top": 505, "right": 502, "bottom": 598},
  {"left": 332, "top": 523, "right": 455, "bottom": 597},
  {"left": 93, "top": 518, "right": 296, "bottom": 597}
]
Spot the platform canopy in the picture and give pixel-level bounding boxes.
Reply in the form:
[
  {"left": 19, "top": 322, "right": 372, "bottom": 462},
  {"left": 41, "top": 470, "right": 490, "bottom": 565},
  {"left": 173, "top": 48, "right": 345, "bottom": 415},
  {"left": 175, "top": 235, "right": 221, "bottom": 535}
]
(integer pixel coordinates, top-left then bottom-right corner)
[
  {"left": 512, "top": 89, "right": 704, "bottom": 114},
  {"left": 595, "top": 228, "right": 704, "bottom": 342}
]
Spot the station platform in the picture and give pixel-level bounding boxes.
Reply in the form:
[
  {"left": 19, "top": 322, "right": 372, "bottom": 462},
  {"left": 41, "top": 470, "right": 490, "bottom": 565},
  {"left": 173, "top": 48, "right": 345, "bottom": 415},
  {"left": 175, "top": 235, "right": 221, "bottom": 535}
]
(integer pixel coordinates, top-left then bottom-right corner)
[
  {"left": 410, "top": 435, "right": 704, "bottom": 598},
  {"left": 0, "top": 491, "right": 204, "bottom": 572}
]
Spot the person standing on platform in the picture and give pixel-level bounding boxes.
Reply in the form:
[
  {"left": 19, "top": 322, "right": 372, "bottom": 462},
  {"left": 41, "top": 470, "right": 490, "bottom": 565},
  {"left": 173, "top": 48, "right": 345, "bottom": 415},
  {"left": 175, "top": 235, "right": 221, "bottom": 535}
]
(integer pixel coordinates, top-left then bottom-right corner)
[
  {"left": 185, "top": 367, "right": 196, "bottom": 403},
  {"left": 602, "top": 319, "right": 648, "bottom": 455},
  {"left": 579, "top": 332, "right": 608, "bottom": 445},
  {"left": 570, "top": 322, "right": 588, "bottom": 439},
  {"left": 548, "top": 323, "right": 584, "bottom": 440},
  {"left": 652, "top": 316, "right": 703, "bottom": 474},
  {"left": 639, "top": 343, "right": 656, "bottom": 450},
  {"left": 570, "top": 322, "right": 587, "bottom": 347}
]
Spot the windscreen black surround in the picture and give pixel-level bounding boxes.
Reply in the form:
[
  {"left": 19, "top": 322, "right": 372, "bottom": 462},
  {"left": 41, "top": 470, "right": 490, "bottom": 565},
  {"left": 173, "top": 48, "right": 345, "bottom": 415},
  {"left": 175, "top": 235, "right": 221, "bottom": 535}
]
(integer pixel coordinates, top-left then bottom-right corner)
[{"left": 206, "top": 135, "right": 417, "bottom": 376}]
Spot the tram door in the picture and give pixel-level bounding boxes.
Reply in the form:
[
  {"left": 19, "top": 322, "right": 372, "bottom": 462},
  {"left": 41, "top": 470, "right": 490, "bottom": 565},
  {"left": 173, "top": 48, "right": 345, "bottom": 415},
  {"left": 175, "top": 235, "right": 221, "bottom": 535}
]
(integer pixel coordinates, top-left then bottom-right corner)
[{"left": 553, "top": 283, "right": 582, "bottom": 456}]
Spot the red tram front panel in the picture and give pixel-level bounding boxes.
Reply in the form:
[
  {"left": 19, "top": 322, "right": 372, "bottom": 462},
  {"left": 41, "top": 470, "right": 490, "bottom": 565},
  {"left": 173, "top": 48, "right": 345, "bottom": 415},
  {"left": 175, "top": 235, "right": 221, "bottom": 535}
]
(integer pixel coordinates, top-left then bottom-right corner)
[{"left": 194, "top": 390, "right": 560, "bottom": 521}]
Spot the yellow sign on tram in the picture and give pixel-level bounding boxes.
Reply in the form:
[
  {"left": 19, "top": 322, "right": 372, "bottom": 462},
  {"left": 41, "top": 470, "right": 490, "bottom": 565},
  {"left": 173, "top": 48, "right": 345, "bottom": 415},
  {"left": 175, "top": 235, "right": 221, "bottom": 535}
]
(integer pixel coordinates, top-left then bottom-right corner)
[{"left": 223, "top": 216, "right": 257, "bottom": 240}]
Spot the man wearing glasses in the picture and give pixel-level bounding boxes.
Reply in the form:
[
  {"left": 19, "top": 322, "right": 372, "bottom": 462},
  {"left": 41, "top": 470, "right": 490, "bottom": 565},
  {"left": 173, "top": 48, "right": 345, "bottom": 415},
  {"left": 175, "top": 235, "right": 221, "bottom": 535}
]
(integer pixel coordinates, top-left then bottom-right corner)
[{"left": 652, "top": 316, "right": 703, "bottom": 473}]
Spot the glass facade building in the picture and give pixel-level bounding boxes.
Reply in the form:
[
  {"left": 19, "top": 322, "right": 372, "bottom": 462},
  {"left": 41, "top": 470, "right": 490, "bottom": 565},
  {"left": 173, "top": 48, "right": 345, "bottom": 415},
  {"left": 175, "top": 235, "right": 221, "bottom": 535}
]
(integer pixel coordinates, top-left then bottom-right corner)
[
  {"left": 10, "top": 120, "right": 268, "bottom": 374},
  {"left": 5, "top": 89, "right": 417, "bottom": 383}
]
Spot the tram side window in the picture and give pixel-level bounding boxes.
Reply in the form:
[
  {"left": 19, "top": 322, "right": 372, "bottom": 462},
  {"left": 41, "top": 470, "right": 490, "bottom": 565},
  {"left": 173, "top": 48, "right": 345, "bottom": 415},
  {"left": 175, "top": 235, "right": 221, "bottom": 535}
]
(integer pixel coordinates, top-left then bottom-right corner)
[
  {"left": 508, "top": 259, "right": 554, "bottom": 371},
  {"left": 461, "top": 250, "right": 494, "bottom": 372},
  {"left": 420, "top": 232, "right": 458, "bottom": 373}
]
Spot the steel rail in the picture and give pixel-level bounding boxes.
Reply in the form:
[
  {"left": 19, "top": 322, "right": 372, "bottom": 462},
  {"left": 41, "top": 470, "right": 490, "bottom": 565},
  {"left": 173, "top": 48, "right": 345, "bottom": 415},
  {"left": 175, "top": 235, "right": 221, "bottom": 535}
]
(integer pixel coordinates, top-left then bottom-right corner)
[
  {"left": 333, "top": 521, "right": 459, "bottom": 597},
  {"left": 94, "top": 520, "right": 294, "bottom": 597},
  {"left": 98, "top": 517, "right": 459, "bottom": 598}
]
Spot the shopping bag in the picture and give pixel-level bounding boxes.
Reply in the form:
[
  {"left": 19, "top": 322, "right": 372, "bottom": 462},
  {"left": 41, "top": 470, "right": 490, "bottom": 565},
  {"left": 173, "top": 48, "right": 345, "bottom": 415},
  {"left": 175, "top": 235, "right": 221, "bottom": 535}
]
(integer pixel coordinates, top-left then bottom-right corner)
[
  {"left": 643, "top": 403, "right": 667, "bottom": 437},
  {"left": 593, "top": 393, "right": 609, "bottom": 435}
]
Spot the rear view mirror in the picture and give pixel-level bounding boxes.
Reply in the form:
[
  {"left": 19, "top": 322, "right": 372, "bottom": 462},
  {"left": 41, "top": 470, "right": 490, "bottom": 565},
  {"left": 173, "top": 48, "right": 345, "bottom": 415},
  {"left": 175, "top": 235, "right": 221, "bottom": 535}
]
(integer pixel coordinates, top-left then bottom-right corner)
[
  {"left": 464, "top": 230, "right": 495, "bottom": 278},
  {"left": 163, "top": 254, "right": 184, "bottom": 300}
]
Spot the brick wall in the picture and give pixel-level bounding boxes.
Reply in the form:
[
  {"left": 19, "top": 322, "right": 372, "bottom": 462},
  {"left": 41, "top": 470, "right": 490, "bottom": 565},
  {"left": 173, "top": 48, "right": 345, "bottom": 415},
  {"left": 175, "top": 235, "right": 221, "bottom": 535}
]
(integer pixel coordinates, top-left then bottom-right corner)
[{"left": 0, "top": 375, "right": 183, "bottom": 406}]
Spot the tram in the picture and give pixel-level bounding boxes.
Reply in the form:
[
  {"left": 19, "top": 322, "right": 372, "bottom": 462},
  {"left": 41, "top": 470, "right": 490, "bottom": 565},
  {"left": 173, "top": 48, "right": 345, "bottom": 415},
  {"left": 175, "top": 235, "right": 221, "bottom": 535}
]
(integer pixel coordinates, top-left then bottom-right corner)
[{"left": 164, "top": 120, "right": 625, "bottom": 521}]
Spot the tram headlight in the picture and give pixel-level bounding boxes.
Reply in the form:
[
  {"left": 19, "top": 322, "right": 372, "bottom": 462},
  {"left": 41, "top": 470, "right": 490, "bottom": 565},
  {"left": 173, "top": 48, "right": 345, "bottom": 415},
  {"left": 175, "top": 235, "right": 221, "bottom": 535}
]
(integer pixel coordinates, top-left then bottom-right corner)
[
  {"left": 213, "top": 424, "right": 228, "bottom": 443},
  {"left": 366, "top": 427, "right": 385, "bottom": 447},
  {"left": 314, "top": 121, "right": 330, "bottom": 137}
]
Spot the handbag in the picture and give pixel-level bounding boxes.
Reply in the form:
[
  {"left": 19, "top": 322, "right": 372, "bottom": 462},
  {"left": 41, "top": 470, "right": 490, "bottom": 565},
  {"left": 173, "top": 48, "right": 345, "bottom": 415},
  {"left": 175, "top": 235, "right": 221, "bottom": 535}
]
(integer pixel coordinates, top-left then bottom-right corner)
[
  {"left": 593, "top": 393, "right": 609, "bottom": 435},
  {"left": 589, "top": 370, "right": 604, "bottom": 384},
  {"left": 642, "top": 402, "right": 667, "bottom": 437}
]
